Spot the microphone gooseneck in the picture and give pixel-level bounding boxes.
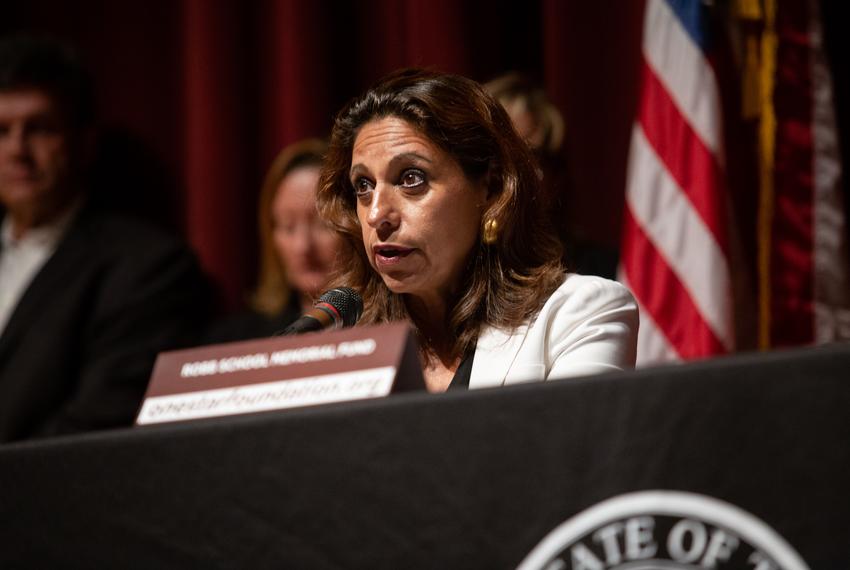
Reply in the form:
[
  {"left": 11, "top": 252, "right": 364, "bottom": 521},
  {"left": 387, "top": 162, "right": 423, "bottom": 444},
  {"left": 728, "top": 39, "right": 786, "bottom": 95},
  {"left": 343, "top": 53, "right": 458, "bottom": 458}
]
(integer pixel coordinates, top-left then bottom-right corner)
[{"left": 278, "top": 287, "right": 363, "bottom": 336}]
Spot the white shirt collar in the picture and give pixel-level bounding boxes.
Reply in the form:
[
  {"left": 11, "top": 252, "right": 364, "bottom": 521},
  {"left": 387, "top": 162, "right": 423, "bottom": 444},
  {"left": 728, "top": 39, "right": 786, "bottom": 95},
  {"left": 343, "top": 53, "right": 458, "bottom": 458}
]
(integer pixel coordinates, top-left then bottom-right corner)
[{"left": 1, "top": 199, "right": 82, "bottom": 251}]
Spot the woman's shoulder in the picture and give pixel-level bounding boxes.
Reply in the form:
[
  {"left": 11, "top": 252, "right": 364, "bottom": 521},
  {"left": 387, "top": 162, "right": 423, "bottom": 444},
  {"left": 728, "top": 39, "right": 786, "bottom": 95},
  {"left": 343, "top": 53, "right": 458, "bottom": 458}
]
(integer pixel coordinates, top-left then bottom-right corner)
[
  {"left": 544, "top": 273, "right": 637, "bottom": 313},
  {"left": 531, "top": 272, "right": 639, "bottom": 343},
  {"left": 473, "top": 273, "right": 638, "bottom": 384},
  {"left": 535, "top": 273, "right": 639, "bottom": 375}
]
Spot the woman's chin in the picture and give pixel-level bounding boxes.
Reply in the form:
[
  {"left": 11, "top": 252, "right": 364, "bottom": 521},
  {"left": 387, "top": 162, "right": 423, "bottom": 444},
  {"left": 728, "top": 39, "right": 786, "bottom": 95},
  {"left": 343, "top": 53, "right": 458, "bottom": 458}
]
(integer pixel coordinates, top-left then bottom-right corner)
[
  {"left": 290, "top": 274, "right": 330, "bottom": 297},
  {"left": 380, "top": 275, "right": 417, "bottom": 296}
]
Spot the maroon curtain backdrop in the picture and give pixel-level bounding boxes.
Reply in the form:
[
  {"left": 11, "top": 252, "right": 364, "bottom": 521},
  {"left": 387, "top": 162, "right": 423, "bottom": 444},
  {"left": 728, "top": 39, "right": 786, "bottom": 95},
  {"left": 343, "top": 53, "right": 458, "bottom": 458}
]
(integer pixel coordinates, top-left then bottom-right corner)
[{"left": 4, "top": 1, "right": 643, "bottom": 312}]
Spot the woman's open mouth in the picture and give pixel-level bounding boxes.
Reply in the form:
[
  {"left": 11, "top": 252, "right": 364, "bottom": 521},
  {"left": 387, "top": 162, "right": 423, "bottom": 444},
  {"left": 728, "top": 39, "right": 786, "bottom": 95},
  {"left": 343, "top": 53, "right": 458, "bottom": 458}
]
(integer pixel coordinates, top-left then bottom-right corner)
[{"left": 373, "top": 244, "right": 414, "bottom": 266}]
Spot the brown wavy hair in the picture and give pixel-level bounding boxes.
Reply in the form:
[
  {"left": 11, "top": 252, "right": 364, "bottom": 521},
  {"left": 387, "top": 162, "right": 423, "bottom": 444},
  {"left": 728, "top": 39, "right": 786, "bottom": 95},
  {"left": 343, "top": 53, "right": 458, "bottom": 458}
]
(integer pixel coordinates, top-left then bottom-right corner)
[
  {"left": 317, "top": 69, "right": 564, "bottom": 357},
  {"left": 251, "top": 138, "right": 328, "bottom": 317}
]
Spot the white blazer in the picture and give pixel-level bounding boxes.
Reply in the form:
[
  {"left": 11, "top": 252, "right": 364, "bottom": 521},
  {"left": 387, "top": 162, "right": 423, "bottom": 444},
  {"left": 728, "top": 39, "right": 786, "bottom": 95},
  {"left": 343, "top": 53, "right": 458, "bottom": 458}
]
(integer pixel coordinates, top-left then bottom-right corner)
[{"left": 469, "top": 274, "right": 639, "bottom": 389}]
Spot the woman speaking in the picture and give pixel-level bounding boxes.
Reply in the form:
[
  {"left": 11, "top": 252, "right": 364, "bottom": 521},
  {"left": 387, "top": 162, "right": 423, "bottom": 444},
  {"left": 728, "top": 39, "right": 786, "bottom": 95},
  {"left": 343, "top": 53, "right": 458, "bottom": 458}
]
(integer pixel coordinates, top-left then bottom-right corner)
[{"left": 317, "top": 69, "right": 638, "bottom": 392}]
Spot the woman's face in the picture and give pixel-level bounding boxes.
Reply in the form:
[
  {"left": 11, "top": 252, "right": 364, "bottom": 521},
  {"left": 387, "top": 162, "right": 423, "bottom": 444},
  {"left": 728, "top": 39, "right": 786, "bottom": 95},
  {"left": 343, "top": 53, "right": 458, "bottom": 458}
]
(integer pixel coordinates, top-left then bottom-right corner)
[
  {"left": 350, "top": 117, "right": 487, "bottom": 304},
  {"left": 271, "top": 165, "right": 339, "bottom": 297}
]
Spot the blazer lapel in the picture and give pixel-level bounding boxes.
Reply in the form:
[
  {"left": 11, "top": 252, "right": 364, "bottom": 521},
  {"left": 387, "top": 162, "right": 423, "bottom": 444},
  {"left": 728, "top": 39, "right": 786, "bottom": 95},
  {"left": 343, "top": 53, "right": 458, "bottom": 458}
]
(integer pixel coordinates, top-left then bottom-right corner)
[
  {"left": 469, "top": 323, "right": 530, "bottom": 389},
  {"left": 0, "top": 212, "right": 91, "bottom": 363}
]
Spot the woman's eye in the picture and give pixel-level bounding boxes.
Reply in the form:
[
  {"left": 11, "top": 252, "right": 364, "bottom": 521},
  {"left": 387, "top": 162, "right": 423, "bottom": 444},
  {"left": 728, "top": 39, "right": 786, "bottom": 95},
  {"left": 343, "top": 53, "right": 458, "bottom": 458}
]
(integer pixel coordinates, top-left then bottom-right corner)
[
  {"left": 399, "top": 169, "right": 425, "bottom": 189},
  {"left": 353, "top": 178, "right": 373, "bottom": 196}
]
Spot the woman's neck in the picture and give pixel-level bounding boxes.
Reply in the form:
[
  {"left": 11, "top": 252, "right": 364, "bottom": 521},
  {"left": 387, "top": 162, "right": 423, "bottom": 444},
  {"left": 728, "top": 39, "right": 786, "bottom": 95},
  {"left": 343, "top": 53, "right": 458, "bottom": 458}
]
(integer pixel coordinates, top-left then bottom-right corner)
[
  {"left": 405, "top": 292, "right": 461, "bottom": 392},
  {"left": 405, "top": 292, "right": 451, "bottom": 351}
]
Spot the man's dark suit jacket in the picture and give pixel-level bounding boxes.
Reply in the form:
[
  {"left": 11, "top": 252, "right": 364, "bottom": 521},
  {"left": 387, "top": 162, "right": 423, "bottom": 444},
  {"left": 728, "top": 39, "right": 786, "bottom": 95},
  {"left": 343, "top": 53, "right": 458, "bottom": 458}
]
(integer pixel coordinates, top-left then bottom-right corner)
[{"left": 0, "top": 205, "right": 211, "bottom": 443}]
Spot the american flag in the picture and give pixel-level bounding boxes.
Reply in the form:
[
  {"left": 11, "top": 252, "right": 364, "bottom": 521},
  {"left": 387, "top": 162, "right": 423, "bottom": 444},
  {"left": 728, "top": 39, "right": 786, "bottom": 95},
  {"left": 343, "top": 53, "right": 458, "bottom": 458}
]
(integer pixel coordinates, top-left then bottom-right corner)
[{"left": 619, "top": 0, "right": 734, "bottom": 364}]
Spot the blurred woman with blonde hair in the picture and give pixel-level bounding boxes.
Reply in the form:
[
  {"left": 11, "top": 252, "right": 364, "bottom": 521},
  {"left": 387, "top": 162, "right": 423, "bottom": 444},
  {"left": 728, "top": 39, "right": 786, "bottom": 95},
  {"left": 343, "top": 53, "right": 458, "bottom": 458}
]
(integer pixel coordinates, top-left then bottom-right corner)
[{"left": 206, "top": 138, "right": 341, "bottom": 342}]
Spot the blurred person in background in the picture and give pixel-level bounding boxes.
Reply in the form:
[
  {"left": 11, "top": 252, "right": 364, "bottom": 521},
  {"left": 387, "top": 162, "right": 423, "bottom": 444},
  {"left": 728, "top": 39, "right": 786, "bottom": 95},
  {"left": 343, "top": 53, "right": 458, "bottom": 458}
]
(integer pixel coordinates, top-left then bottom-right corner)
[
  {"left": 204, "top": 138, "right": 341, "bottom": 342},
  {"left": 485, "top": 72, "right": 618, "bottom": 279},
  {"left": 484, "top": 72, "right": 565, "bottom": 159},
  {"left": 0, "top": 34, "right": 211, "bottom": 442}
]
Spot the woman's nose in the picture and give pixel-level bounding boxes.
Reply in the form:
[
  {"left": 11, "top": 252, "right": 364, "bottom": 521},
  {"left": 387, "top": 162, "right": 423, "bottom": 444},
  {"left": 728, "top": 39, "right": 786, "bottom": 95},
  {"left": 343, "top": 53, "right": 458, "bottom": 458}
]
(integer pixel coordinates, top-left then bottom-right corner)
[
  {"left": 292, "top": 224, "right": 314, "bottom": 255},
  {"left": 366, "top": 186, "right": 400, "bottom": 235}
]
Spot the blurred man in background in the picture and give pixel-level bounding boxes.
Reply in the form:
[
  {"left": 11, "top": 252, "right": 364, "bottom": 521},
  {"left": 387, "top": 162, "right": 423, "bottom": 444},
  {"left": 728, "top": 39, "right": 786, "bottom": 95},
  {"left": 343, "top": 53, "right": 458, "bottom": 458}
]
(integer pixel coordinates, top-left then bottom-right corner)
[{"left": 0, "top": 34, "right": 210, "bottom": 442}]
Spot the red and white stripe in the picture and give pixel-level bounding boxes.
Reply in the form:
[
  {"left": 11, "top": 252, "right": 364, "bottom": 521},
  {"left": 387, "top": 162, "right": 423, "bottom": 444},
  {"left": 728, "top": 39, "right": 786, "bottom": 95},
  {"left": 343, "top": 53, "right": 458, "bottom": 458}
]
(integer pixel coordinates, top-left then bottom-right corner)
[{"left": 620, "top": 0, "right": 734, "bottom": 364}]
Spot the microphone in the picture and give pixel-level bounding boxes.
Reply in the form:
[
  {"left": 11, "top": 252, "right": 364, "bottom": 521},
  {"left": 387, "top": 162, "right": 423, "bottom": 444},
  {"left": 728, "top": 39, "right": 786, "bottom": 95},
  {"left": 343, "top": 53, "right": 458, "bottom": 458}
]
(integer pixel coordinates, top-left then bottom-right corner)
[{"left": 278, "top": 287, "right": 363, "bottom": 336}]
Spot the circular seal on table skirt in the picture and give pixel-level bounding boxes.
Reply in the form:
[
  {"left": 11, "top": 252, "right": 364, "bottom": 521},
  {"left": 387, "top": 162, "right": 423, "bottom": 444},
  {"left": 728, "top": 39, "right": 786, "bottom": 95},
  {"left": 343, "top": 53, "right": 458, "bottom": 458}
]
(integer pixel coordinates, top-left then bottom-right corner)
[{"left": 517, "top": 490, "right": 808, "bottom": 570}]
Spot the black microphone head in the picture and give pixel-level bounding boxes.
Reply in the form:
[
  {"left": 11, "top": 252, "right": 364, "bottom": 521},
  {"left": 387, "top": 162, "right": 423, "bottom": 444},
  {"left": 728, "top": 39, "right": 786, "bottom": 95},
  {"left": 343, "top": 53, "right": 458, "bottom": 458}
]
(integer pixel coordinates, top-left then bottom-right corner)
[{"left": 317, "top": 287, "right": 363, "bottom": 328}]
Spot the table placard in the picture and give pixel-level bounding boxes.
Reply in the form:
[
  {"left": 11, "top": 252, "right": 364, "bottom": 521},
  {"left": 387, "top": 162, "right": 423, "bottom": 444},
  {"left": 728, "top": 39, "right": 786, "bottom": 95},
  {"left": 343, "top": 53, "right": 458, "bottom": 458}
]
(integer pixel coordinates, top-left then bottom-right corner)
[{"left": 136, "top": 322, "right": 423, "bottom": 425}]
